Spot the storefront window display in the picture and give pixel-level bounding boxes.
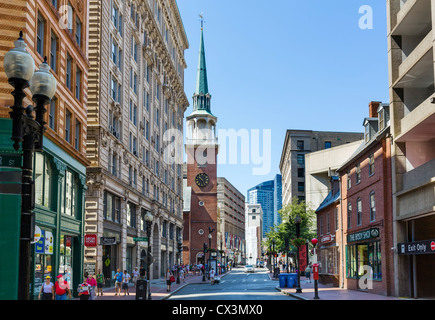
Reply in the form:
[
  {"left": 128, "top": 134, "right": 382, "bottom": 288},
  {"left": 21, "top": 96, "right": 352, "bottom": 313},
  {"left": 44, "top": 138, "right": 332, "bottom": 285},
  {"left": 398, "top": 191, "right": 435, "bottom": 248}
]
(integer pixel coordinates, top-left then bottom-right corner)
[
  {"left": 33, "top": 229, "right": 54, "bottom": 292},
  {"left": 59, "top": 235, "right": 73, "bottom": 288},
  {"left": 346, "top": 241, "right": 381, "bottom": 280},
  {"left": 319, "top": 247, "right": 339, "bottom": 275}
]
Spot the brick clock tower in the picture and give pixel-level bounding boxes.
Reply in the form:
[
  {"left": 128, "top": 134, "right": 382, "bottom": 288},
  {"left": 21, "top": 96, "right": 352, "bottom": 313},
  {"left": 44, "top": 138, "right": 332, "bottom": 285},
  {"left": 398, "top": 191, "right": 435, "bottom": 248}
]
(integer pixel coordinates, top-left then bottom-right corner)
[{"left": 183, "top": 23, "right": 219, "bottom": 265}]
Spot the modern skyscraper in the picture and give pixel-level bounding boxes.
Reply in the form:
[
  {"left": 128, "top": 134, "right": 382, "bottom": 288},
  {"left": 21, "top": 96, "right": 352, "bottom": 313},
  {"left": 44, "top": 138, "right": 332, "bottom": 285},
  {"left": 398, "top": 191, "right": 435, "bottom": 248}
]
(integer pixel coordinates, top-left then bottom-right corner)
[{"left": 247, "top": 174, "right": 282, "bottom": 238}]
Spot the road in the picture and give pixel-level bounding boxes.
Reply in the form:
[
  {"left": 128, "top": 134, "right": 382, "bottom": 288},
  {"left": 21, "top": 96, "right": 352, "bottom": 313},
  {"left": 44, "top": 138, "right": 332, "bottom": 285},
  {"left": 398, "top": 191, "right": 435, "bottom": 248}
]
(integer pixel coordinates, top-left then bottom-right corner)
[{"left": 167, "top": 266, "right": 298, "bottom": 300}]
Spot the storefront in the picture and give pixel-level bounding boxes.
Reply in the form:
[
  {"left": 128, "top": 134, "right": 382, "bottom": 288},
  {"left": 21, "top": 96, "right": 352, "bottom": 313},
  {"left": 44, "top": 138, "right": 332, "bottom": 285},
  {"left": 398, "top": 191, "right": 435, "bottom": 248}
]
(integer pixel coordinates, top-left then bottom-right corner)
[
  {"left": 318, "top": 234, "right": 340, "bottom": 286},
  {"left": 30, "top": 138, "right": 86, "bottom": 299},
  {"left": 101, "top": 234, "right": 119, "bottom": 287},
  {"left": 345, "top": 227, "right": 386, "bottom": 294}
]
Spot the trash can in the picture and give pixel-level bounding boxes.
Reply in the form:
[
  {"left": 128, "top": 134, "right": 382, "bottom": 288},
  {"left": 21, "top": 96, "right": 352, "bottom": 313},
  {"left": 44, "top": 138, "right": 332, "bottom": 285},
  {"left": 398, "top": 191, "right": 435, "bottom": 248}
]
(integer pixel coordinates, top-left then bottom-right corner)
[
  {"left": 278, "top": 274, "right": 288, "bottom": 288},
  {"left": 136, "top": 279, "right": 149, "bottom": 300},
  {"left": 287, "top": 273, "right": 298, "bottom": 288}
]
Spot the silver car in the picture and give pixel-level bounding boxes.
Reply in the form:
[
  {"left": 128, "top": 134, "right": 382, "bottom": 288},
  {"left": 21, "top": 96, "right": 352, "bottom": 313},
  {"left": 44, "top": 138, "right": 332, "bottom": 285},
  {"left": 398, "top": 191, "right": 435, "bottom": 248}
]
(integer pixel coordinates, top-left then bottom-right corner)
[{"left": 244, "top": 265, "right": 255, "bottom": 273}]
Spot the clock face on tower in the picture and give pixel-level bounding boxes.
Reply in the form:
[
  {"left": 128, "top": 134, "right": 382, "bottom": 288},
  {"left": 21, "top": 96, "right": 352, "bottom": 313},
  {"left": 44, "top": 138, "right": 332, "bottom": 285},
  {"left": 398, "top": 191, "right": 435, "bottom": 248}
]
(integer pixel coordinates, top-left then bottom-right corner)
[{"left": 195, "top": 173, "right": 210, "bottom": 188}]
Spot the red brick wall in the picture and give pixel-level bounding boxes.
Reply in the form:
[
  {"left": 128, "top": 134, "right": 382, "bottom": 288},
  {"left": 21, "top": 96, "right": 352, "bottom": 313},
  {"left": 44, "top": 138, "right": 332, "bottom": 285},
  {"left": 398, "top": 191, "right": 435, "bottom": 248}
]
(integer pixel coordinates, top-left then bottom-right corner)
[{"left": 339, "top": 135, "right": 394, "bottom": 296}]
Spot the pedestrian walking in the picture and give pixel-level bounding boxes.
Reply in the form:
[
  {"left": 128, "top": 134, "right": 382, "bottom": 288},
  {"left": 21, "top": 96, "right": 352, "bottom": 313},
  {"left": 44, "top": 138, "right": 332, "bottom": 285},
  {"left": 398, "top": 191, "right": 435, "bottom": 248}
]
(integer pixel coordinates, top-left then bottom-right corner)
[
  {"left": 54, "top": 275, "right": 71, "bottom": 300},
  {"left": 39, "top": 276, "right": 54, "bottom": 300},
  {"left": 96, "top": 270, "right": 104, "bottom": 296},
  {"left": 305, "top": 265, "right": 311, "bottom": 283},
  {"left": 77, "top": 277, "right": 91, "bottom": 300},
  {"left": 209, "top": 268, "right": 215, "bottom": 285},
  {"left": 166, "top": 268, "right": 174, "bottom": 292},
  {"left": 122, "top": 270, "right": 131, "bottom": 296},
  {"left": 132, "top": 267, "right": 140, "bottom": 286},
  {"left": 179, "top": 268, "right": 185, "bottom": 283},
  {"left": 113, "top": 268, "right": 123, "bottom": 296},
  {"left": 139, "top": 265, "right": 146, "bottom": 279},
  {"left": 86, "top": 273, "right": 97, "bottom": 300}
]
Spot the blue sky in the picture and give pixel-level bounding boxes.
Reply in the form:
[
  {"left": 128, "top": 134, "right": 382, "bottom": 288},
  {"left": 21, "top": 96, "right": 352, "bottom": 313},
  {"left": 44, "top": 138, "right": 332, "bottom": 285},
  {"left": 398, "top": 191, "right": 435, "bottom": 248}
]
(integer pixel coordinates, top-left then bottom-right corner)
[{"left": 177, "top": 0, "right": 389, "bottom": 198}]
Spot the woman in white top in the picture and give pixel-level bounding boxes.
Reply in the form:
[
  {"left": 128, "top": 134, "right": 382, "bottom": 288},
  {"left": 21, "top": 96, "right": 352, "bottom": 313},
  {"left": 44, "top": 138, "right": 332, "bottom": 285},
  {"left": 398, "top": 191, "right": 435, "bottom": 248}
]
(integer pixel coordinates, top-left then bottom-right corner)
[{"left": 39, "top": 276, "right": 54, "bottom": 300}]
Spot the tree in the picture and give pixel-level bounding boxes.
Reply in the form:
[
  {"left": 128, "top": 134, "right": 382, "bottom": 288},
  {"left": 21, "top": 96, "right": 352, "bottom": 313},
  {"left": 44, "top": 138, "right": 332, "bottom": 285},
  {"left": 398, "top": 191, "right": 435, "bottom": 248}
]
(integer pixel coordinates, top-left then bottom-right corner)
[{"left": 264, "top": 197, "right": 317, "bottom": 253}]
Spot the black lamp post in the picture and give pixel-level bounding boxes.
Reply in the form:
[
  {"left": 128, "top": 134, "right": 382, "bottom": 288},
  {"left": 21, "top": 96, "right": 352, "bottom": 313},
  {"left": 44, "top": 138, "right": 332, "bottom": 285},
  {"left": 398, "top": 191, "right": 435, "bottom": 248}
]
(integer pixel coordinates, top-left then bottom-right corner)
[
  {"left": 208, "top": 227, "right": 214, "bottom": 279},
  {"left": 4, "top": 32, "right": 57, "bottom": 300},
  {"left": 294, "top": 214, "right": 302, "bottom": 294},
  {"left": 272, "top": 239, "right": 276, "bottom": 278},
  {"left": 144, "top": 211, "right": 153, "bottom": 300},
  {"left": 176, "top": 236, "right": 182, "bottom": 284}
]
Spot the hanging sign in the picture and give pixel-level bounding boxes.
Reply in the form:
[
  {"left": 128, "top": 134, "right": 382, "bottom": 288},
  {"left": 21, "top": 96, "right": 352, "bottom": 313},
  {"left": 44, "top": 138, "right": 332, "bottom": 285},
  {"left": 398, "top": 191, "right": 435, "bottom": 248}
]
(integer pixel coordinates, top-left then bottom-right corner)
[
  {"left": 35, "top": 229, "right": 45, "bottom": 253},
  {"left": 45, "top": 231, "right": 54, "bottom": 255}
]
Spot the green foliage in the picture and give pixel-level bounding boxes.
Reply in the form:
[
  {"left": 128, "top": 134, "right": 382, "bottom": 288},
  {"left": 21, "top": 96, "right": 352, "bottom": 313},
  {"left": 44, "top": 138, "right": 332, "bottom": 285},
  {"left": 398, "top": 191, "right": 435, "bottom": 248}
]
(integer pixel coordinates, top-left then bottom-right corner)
[{"left": 264, "top": 197, "right": 317, "bottom": 252}]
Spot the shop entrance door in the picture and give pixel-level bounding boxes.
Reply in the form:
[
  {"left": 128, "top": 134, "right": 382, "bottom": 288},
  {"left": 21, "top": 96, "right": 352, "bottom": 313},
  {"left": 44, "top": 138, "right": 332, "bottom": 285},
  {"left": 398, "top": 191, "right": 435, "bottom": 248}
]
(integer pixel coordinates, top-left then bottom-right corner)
[{"left": 357, "top": 244, "right": 369, "bottom": 291}]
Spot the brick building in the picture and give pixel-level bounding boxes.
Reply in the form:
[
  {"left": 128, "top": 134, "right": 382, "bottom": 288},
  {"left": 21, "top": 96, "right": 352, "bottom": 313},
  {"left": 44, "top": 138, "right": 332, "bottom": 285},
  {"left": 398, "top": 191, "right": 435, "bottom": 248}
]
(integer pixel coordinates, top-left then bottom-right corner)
[
  {"left": 337, "top": 102, "right": 395, "bottom": 296},
  {"left": 0, "top": 0, "right": 90, "bottom": 299}
]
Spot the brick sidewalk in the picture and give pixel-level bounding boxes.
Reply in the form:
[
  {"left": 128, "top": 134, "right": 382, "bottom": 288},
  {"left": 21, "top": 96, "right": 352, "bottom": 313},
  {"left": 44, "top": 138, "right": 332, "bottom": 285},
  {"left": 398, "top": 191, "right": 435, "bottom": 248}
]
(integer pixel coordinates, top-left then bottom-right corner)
[
  {"left": 76, "top": 271, "right": 231, "bottom": 301},
  {"left": 271, "top": 273, "right": 404, "bottom": 300}
]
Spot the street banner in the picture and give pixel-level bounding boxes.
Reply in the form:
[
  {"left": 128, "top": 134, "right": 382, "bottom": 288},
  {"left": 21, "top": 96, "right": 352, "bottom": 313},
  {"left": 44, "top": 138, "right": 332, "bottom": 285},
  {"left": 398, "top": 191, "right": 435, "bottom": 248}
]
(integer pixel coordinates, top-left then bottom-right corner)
[{"left": 299, "top": 243, "right": 308, "bottom": 274}]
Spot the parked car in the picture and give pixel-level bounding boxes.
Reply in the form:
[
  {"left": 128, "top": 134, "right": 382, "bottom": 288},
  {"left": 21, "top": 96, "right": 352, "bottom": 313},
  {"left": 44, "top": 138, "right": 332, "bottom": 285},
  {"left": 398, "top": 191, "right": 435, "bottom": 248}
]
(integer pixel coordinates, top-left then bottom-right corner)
[
  {"left": 257, "top": 261, "right": 265, "bottom": 268},
  {"left": 244, "top": 265, "right": 255, "bottom": 273}
]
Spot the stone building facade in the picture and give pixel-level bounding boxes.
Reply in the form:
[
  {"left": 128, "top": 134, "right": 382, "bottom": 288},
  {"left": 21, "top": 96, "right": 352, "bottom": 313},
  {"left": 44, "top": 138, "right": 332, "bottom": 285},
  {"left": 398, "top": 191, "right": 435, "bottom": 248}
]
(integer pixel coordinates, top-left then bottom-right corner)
[
  {"left": 387, "top": 0, "right": 435, "bottom": 298},
  {"left": 279, "top": 130, "right": 364, "bottom": 207},
  {"left": 85, "top": 0, "right": 189, "bottom": 281},
  {"left": 217, "top": 177, "right": 246, "bottom": 266}
]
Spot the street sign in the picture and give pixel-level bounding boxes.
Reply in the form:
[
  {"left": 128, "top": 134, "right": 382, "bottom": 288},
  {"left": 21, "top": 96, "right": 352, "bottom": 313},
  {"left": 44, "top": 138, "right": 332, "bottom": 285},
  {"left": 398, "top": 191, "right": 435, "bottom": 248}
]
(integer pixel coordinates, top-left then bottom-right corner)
[
  {"left": 0, "top": 154, "right": 21, "bottom": 168},
  {"left": 398, "top": 239, "right": 435, "bottom": 255},
  {"left": 134, "top": 237, "right": 148, "bottom": 242}
]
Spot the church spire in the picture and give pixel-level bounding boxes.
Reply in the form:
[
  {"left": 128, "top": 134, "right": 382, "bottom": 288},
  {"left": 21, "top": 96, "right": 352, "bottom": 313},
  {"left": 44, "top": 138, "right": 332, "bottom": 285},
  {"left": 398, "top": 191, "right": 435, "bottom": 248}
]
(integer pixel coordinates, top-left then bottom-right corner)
[{"left": 192, "top": 15, "right": 212, "bottom": 114}]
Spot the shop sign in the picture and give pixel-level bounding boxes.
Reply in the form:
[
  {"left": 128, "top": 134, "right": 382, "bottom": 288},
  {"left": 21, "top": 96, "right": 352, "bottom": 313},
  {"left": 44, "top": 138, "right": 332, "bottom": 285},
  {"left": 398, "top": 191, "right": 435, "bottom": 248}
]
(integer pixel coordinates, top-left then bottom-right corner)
[
  {"left": 35, "top": 230, "right": 45, "bottom": 253},
  {"left": 33, "top": 226, "right": 42, "bottom": 244},
  {"left": 397, "top": 239, "right": 435, "bottom": 255},
  {"left": 84, "top": 234, "right": 97, "bottom": 247},
  {"left": 100, "top": 237, "right": 116, "bottom": 245},
  {"left": 44, "top": 231, "right": 54, "bottom": 255},
  {"left": 347, "top": 228, "right": 379, "bottom": 243},
  {"left": 84, "top": 262, "right": 96, "bottom": 275},
  {"left": 321, "top": 234, "right": 335, "bottom": 243}
]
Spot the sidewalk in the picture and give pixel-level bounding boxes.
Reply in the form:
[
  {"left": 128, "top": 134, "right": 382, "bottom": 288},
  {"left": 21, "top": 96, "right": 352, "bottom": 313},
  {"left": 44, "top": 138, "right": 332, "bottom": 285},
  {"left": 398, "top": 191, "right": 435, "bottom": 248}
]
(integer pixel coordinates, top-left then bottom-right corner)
[
  {"left": 271, "top": 273, "right": 403, "bottom": 300},
  {"left": 77, "top": 271, "right": 231, "bottom": 301}
]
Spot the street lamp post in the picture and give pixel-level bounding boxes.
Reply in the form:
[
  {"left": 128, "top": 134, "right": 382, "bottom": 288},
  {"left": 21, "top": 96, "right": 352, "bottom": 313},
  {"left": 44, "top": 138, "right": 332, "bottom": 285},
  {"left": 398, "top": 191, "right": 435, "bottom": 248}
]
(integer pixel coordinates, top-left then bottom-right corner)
[
  {"left": 176, "top": 236, "right": 182, "bottom": 284},
  {"left": 208, "top": 227, "right": 214, "bottom": 279},
  {"left": 4, "top": 32, "right": 57, "bottom": 300},
  {"left": 144, "top": 211, "right": 153, "bottom": 300},
  {"left": 294, "top": 214, "right": 302, "bottom": 294}
]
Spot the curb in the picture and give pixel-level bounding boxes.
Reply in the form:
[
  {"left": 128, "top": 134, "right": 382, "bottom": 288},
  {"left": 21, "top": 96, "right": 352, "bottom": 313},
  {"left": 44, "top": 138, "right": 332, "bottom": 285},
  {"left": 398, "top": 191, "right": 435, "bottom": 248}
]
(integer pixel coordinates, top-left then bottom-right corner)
[
  {"left": 161, "top": 270, "right": 233, "bottom": 300},
  {"left": 275, "top": 285, "right": 309, "bottom": 300}
]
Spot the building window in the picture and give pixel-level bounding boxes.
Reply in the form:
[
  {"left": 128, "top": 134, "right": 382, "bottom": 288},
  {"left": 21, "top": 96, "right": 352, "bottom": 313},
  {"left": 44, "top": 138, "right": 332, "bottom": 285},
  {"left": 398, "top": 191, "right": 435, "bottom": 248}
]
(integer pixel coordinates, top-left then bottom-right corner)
[
  {"left": 34, "top": 153, "right": 51, "bottom": 209},
  {"left": 297, "top": 140, "right": 304, "bottom": 150},
  {"left": 75, "top": 16, "right": 82, "bottom": 46},
  {"left": 298, "top": 182, "right": 305, "bottom": 192},
  {"left": 347, "top": 170, "right": 351, "bottom": 189},
  {"left": 325, "top": 141, "right": 332, "bottom": 149},
  {"left": 64, "top": 170, "right": 76, "bottom": 217},
  {"left": 49, "top": 97, "right": 57, "bottom": 130},
  {"left": 369, "top": 154, "right": 375, "bottom": 176},
  {"left": 66, "top": 53, "right": 72, "bottom": 90},
  {"left": 104, "top": 191, "right": 121, "bottom": 223},
  {"left": 347, "top": 202, "right": 352, "bottom": 229},
  {"left": 75, "top": 67, "right": 82, "bottom": 101},
  {"left": 319, "top": 216, "right": 323, "bottom": 235},
  {"left": 335, "top": 207, "right": 339, "bottom": 231},
  {"left": 297, "top": 168, "right": 304, "bottom": 178},
  {"left": 357, "top": 198, "right": 362, "bottom": 226},
  {"left": 37, "top": 13, "right": 45, "bottom": 57},
  {"left": 50, "top": 32, "right": 58, "bottom": 73},
  {"left": 326, "top": 212, "right": 330, "bottom": 233},
  {"left": 355, "top": 164, "right": 361, "bottom": 184},
  {"left": 297, "top": 154, "right": 304, "bottom": 165},
  {"left": 370, "top": 192, "right": 376, "bottom": 222},
  {"left": 346, "top": 241, "right": 382, "bottom": 280},
  {"left": 74, "top": 120, "right": 81, "bottom": 151},
  {"left": 65, "top": 110, "right": 72, "bottom": 143}
]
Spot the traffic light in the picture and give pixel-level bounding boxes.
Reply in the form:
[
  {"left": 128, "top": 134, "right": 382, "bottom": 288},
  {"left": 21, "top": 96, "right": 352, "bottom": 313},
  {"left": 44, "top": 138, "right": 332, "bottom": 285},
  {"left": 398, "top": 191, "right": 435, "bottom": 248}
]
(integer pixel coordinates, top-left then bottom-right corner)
[{"left": 204, "top": 243, "right": 208, "bottom": 253}]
